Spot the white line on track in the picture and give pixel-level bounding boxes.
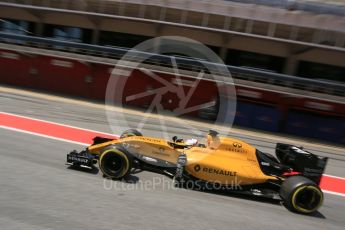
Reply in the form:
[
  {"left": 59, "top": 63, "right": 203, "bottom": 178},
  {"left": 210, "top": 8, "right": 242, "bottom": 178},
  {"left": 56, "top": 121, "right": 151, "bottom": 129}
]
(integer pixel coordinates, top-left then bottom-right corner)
[
  {"left": 0, "top": 125, "right": 89, "bottom": 146},
  {"left": 323, "top": 174, "right": 345, "bottom": 180},
  {"left": 323, "top": 190, "right": 345, "bottom": 198}
]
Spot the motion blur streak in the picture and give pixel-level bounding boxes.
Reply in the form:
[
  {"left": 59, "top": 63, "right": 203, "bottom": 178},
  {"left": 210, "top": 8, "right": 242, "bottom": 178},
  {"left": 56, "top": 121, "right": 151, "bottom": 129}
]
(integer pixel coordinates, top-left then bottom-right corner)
[{"left": 1, "top": 112, "right": 344, "bottom": 196}]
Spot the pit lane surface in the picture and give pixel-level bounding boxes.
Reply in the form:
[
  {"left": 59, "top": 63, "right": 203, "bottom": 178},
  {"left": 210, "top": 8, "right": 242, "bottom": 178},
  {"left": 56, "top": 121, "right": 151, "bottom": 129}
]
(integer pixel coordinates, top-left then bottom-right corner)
[{"left": 1, "top": 88, "right": 345, "bottom": 230}]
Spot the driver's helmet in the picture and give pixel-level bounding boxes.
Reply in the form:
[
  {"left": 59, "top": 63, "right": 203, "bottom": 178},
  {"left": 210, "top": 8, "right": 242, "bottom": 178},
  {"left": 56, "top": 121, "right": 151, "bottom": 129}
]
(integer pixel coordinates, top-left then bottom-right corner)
[
  {"left": 206, "top": 130, "right": 220, "bottom": 149},
  {"left": 185, "top": 138, "right": 198, "bottom": 146}
]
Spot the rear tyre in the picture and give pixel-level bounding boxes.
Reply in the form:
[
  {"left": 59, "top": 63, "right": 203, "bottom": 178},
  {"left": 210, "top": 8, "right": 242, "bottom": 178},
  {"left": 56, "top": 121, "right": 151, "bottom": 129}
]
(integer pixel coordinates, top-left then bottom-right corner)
[
  {"left": 280, "top": 176, "right": 323, "bottom": 214},
  {"left": 99, "top": 147, "right": 132, "bottom": 179},
  {"left": 120, "top": 129, "right": 143, "bottom": 138}
]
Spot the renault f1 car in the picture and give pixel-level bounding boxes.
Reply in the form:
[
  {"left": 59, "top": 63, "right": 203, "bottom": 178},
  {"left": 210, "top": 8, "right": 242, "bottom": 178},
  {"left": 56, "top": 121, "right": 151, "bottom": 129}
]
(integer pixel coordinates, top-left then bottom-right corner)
[{"left": 67, "top": 129, "right": 328, "bottom": 214}]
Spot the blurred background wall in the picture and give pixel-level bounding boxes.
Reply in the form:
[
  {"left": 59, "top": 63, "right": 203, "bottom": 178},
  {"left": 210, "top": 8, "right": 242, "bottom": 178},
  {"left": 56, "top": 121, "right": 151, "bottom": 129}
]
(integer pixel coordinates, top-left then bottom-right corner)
[{"left": 0, "top": 0, "right": 344, "bottom": 144}]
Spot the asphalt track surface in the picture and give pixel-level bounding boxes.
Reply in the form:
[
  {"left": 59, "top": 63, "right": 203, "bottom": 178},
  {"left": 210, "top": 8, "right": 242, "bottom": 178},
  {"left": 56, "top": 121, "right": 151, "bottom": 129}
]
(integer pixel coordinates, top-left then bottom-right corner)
[{"left": 1, "top": 88, "right": 345, "bottom": 230}]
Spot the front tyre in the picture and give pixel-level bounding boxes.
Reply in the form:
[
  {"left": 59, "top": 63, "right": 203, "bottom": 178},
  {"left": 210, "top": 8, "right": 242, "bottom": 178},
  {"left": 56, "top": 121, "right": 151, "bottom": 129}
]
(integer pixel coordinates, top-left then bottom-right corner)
[
  {"left": 280, "top": 176, "right": 323, "bottom": 214},
  {"left": 99, "top": 147, "right": 132, "bottom": 179}
]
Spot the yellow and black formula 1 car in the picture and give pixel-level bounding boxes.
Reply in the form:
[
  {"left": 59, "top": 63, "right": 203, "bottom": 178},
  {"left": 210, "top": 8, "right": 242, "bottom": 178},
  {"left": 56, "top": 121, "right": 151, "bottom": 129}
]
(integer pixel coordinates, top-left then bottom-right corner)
[{"left": 67, "top": 129, "right": 328, "bottom": 214}]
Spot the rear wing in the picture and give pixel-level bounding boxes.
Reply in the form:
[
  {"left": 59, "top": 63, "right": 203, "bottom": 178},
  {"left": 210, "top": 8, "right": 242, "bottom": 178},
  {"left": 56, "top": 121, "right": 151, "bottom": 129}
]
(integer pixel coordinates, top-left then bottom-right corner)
[{"left": 275, "top": 143, "right": 328, "bottom": 184}]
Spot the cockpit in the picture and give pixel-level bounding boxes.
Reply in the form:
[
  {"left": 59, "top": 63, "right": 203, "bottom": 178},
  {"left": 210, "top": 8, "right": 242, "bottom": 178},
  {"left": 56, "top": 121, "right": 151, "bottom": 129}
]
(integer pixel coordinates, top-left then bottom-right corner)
[
  {"left": 168, "top": 130, "right": 219, "bottom": 149},
  {"left": 168, "top": 136, "right": 202, "bottom": 149}
]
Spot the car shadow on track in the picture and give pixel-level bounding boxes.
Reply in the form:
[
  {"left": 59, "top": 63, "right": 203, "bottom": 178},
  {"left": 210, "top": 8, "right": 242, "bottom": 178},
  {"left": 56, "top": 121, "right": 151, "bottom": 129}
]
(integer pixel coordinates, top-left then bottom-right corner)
[
  {"left": 65, "top": 166, "right": 326, "bottom": 219},
  {"left": 178, "top": 184, "right": 327, "bottom": 219},
  {"left": 122, "top": 175, "right": 140, "bottom": 184},
  {"left": 66, "top": 165, "right": 140, "bottom": 183},
  {"left": 298, "top": 211, "right": 325, "bottom": 219},
  {"left": 102, "top": 174, "right": 140, "bottom": 184}
]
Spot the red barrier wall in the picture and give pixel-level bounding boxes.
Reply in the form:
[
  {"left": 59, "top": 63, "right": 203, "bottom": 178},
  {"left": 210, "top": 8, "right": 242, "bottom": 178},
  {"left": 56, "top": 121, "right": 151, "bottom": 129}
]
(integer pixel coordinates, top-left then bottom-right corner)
[
  {"left": 1, "top": 49, "right": 344, "bottom": 117},
  {"left": 0, "top": 50, "right": 93, "bottom": 97},
  {"left": 1, "top": 49, "right": 344, "bottom": 143},
  {"left": 0, "top": 50, "right": 31, "bottom": 86},
  {"left": 34, "top": 56, "right": 93, "bottom": 97}
]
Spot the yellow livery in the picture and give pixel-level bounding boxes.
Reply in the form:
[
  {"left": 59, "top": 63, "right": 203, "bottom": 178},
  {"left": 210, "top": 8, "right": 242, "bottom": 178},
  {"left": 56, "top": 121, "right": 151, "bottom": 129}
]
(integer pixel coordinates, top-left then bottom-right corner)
[{"left": 67, "top": 129, "right": 328, "bottom": 214}]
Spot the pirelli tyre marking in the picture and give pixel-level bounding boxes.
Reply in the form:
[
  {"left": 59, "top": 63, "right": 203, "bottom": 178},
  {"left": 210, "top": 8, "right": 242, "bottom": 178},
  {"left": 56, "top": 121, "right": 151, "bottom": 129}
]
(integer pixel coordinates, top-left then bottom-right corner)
[
  {"left": 99, "top": 149, "right": 130, "bottom": 179},
  {"left": 291, "top": 185, "right": 323, "bottom": 213}
]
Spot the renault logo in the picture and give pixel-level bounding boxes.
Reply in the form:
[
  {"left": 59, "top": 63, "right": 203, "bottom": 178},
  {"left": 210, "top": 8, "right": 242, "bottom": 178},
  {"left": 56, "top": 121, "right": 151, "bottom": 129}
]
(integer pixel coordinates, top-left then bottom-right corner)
[{"left": 233, "top": 142, "right": 242, "bottom": 148}]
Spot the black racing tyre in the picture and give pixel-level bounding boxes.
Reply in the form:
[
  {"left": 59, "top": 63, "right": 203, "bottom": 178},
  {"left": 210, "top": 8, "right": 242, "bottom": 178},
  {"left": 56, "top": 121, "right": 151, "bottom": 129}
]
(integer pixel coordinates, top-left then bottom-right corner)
[
  {"left": 99, "top": 147, "right": 132, "bottom": 179},
  {"left": 120, "top": 129, "right": 143, "bottom": 139},
  {"left": 280, "top": 176, "right": 323, "bottom": 214}
]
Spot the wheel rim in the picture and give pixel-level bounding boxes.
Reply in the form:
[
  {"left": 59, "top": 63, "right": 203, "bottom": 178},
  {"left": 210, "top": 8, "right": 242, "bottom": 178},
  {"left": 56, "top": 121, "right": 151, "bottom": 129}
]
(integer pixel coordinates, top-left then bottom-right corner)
[
  {"left": 101, "top": 151, "right": 128, "bottom": 177},
  {"left": 292, "top": 185, "right": 323, "bottom": 213}
]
